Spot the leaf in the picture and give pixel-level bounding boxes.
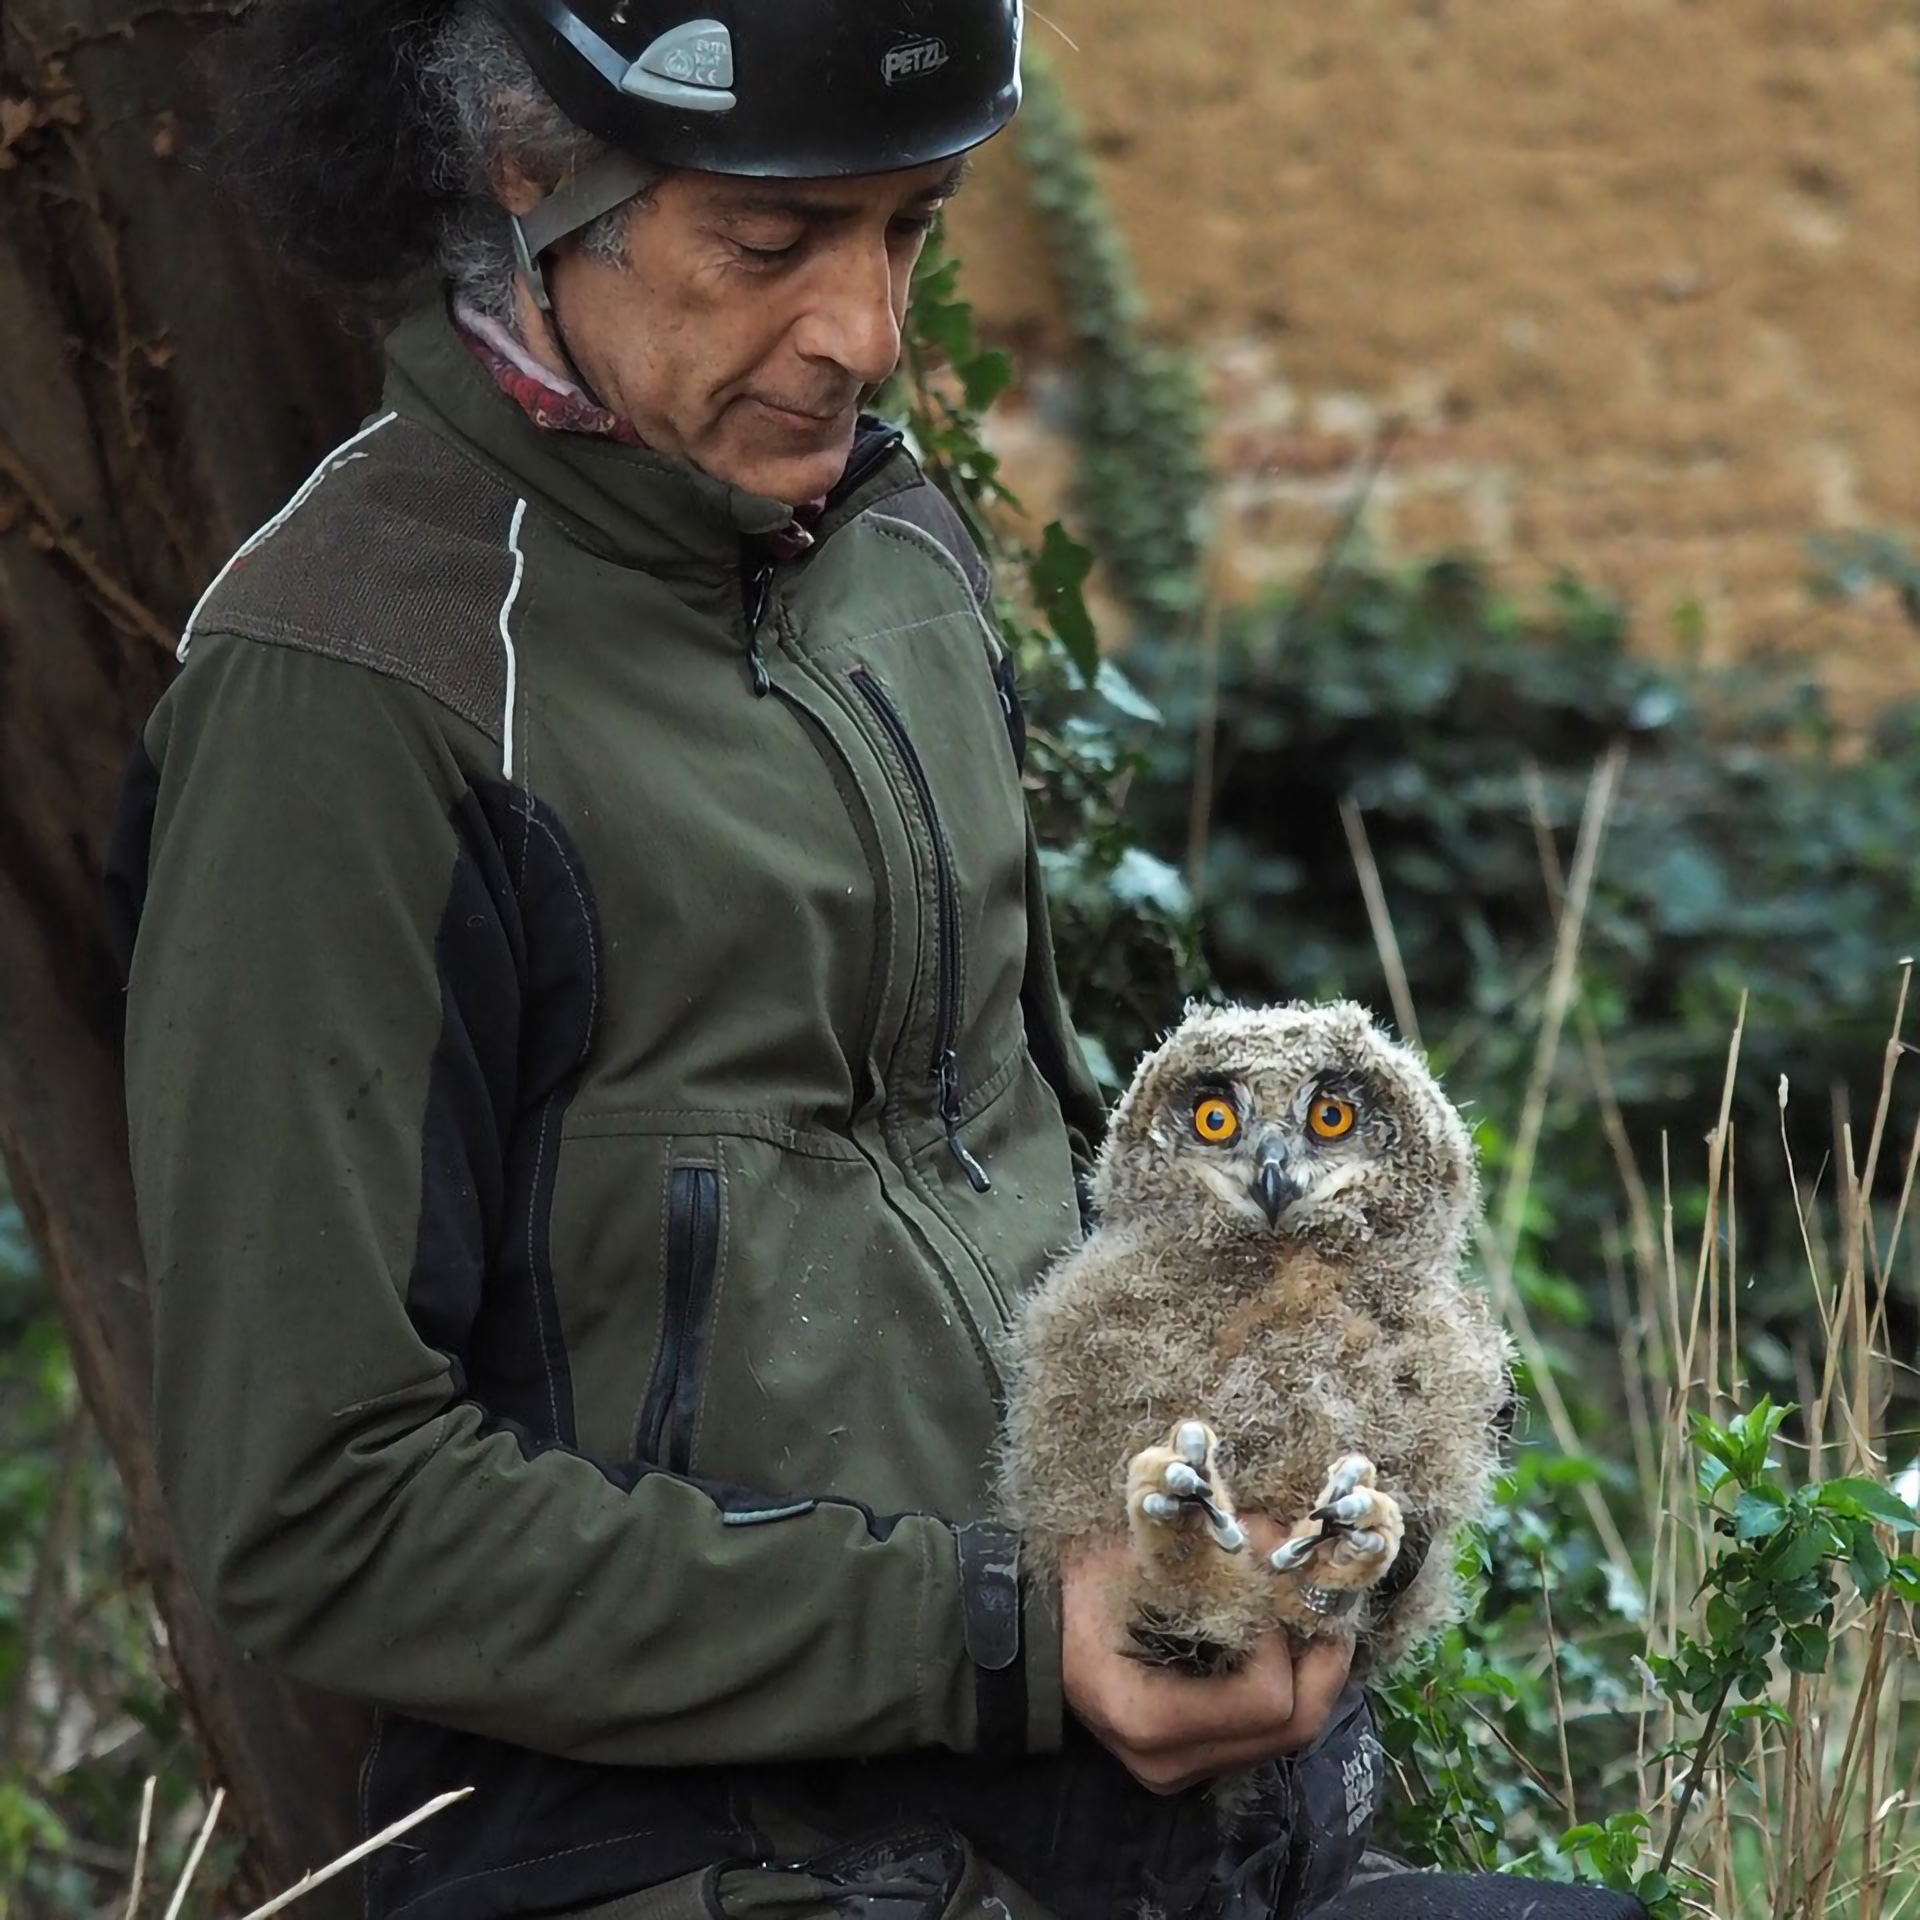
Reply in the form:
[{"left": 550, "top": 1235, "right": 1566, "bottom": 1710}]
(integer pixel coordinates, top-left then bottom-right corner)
[
  {"left": 1110, "top": 848, "right": 1191, "bottom": 919},
  {"left": 1758, "top": 1521, "right": 1833, "bottom": 1583},
  {"left": 1029, "top": 520, "right": 1099, "bottom": 683},
  {"left": 1782, "top": 1623, "right": 1831, "bottom": 1674},
  {"left": 1817, "top": 1476, "right": 1920, "bottom": 1531},
  {"left": 914, "top": 287, "right": 977, "bottom": 367},
  {"left": 1689, "top": 1415, "right": 1740, "bottom": 1470},
  {"left": 1734, "top": 1488, "right": 1789, "bottom": 1540},
  {"left": 960, "top": 348, "right": 1016, "bottom": 415},
  {"left": 1704, "top": 1593, "right": 1744, "bottom": 1645},
  {"left": 1848, "top": 1528, "right": 1890, "bottom": 1598},
  {"left": 1095, "top": 659, "right": 1164, "bottom": 725}
]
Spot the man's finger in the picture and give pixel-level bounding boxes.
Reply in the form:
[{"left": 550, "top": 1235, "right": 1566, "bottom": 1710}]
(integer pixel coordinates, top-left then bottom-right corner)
[{"left": 1276, "top": 1633, "right": 1353, "bottom": 1749}]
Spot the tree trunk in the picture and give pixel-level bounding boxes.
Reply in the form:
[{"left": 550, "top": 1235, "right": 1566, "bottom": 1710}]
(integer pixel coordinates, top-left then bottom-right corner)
[{"left": 1, "top": 1, "right": 378, "bottom": 1902}]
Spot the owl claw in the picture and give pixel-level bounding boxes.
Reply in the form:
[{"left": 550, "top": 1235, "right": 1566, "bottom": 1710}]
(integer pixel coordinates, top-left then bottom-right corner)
[
  {"left": 1269, "top": 1533, "right": 1323, "bottom": 1573},
  {"left": 1206, "top": 1508, "right": 1247, "bottom": 1553},
  {"left": 1313, "top": 1490, "right": 1375, "bottom": 1528},
  {"left": 1127, "top": 1421, "right": 1247, "bottom": 1557},
  {"left": 1267, "top": 1454, "right": 1405, "bottom": 1608}
]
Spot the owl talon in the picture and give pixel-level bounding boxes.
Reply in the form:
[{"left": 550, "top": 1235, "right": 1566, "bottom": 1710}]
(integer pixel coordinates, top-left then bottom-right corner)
[
  {"left": 1205, "top": 1508, "right": 1247, "bottom": 1553},
  {"left": 1269, "top": 1533, "right": 1323, "bottom": 1573},
  {"left": 1320, "top": 1455, "right": 1377, "bottom": 1503},
  {"left": 1127, "top": 1421, "right": 1246, "bottom": 1559},
  {"left": 1314, "top": 1490, "right": 1375, "bottom": 1528},
  {"left": 1268, "top": 1456, "right": 1405, "bottom": 1612}
]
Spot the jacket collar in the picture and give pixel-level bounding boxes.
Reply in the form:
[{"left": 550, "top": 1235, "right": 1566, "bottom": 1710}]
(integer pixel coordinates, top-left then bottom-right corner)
[{"left": 381, "top": 301, "right": 915, "bottom": 579}]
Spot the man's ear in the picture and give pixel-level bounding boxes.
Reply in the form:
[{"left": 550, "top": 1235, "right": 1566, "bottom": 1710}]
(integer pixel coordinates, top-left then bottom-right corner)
[{"left": 492, "top": 155, "right": 546, "bottom": 219}]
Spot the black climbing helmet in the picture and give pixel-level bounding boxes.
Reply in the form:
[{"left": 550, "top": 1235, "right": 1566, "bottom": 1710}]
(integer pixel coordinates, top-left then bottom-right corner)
[{"left": 484, "top": 0, "right": 1024, "bottom": 303}]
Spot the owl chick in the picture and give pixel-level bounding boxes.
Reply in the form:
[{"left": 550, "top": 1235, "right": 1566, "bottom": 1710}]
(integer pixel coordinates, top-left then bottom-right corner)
[{"left": 1000, "top": 1000, "right": 1513, "bottom": 1677}]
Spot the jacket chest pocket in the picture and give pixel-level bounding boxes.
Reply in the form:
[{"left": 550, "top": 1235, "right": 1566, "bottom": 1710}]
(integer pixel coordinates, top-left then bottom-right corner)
[{"left": 632, "top": 1161, "right": 721, "bottom": 1472}]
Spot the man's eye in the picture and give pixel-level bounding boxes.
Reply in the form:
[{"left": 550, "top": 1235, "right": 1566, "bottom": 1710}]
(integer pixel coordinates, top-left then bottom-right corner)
[
  {"left": 734, "top": 237, "right": 802, "bottom": 264},
  {"left": 892, "top": 215, "right": 938, "bottom": 242}
]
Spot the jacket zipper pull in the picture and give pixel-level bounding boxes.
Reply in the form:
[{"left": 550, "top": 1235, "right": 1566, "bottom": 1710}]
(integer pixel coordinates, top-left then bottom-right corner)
[
  {"left": 938, "top": 1050, "right": 992, "bottom": 1193},
  {"left": 744, "top": 554, "right": 776, "bottom": 697}
]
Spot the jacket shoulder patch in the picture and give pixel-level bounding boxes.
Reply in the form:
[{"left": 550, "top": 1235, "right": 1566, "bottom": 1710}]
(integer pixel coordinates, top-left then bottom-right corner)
[{"left": 187, "top": 418, "right": 523, "bottom": 746}]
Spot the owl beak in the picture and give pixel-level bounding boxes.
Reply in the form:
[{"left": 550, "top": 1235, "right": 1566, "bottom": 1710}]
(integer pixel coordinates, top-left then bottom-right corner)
[{"left": 1253, "top": 1141, "right": 1302, "bottom": 1228}]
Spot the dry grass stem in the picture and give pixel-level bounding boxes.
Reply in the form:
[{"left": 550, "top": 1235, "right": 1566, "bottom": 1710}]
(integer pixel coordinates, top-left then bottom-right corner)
[
  {"left": 1342, "top": 747, "right": 1638, "bottom": 1585},
  {"left": 160, "top": 1786, "right": 224, "bottom": 1920},
  {"left": 1339, "top": 798, "right": 1423, "bottom": 1051},
  {"left": 124, "top": 1775, "right": 155, "bottom": 1920},
  {"left": 234, "top": 1787, "right": 475, "bottom": 1920}
]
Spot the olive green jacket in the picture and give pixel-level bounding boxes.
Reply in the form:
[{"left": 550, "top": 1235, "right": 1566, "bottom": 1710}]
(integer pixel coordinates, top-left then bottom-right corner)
[{"left": 113, "top": 306, "right": 1110, "bottom": 1919}]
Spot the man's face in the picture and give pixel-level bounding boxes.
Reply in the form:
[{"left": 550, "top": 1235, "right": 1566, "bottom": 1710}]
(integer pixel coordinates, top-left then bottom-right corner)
[{"left": 526, "top": 159, "right": 962, "bottom": 505}]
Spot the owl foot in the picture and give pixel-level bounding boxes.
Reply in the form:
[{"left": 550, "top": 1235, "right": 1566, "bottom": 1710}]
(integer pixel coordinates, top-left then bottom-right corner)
[
  {"left": 1126, "top": 1420, "right": 1247, "bottom": 1556},
  {"left": 1267, "top": 1454, "right": 1403, "bottom": 1626}
]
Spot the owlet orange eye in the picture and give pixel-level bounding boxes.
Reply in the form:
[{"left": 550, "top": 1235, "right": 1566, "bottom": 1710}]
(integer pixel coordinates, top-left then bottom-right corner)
[
  {"left": 1309, "top": 1096, "right": 1357, "bottom": 1140},
  {"left": 1193, "top": 1096, "right": 1239, "bottom": 1144}
]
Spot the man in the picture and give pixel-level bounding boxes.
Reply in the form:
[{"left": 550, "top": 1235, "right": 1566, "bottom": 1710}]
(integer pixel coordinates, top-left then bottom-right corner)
[{"left": 110, "top": 2, "right": 1646, "bottom": 1916}]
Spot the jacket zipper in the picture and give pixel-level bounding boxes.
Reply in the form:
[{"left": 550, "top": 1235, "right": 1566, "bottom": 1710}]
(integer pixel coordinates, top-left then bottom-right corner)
[
  {"left": 847, "top": 667, "right": 991, "bottom": 1193},
  {"left": 635, "top": 1164, "right": 721, "bottom": 1472},
  {"left": 743, "top": 556, "right": 776, "bottom": 695},
  {"left": 739, "top": 427, "right": 905, "bottom": 697}
]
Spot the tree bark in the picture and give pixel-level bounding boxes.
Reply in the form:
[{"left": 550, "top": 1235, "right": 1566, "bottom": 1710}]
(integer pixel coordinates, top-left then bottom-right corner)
[{"left": 1, "top": 1, "right": 378, "bottom": 1903}]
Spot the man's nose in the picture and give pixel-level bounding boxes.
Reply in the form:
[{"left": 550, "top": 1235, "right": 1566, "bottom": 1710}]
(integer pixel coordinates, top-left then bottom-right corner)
[{"left": 792, "top": 240, "right": 906, "bottom": 389}]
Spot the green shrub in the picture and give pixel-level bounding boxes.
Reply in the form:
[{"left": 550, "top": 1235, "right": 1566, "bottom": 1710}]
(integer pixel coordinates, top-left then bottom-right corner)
[{"left": 1124, "top": 556, "right": 1920, "bottom": 1364}]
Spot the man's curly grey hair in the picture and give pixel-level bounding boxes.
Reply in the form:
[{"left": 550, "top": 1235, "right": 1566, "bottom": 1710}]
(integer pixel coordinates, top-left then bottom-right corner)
[
  {"left": 423, "top": 0, "right": 662, "bottom": 323},
  {"left": 207, "top": 0, "right": 662, "bottom": 315}
]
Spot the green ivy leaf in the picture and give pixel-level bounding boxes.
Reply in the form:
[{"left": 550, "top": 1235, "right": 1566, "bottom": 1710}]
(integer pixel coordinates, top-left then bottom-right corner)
[
  {"left": 960, "top": 349, "right": 1016, "bottom": 415},
  {"left": 1029, "top": 520, "right": 1099, "bottom": 683}
]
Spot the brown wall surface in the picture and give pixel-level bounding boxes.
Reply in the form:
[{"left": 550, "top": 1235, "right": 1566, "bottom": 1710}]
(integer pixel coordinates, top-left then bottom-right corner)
[{"left": 949, "top": 0, "right": 1920, "bottom": 713}]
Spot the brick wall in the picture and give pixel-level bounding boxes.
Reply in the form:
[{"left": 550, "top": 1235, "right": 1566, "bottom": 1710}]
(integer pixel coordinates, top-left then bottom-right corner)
[{"left": 948, "top": 0, "right": 1920, "bottom": 716}]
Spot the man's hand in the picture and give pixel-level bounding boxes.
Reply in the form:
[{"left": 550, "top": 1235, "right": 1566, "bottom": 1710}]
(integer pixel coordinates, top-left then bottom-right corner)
[{"left": 1060, "top": 1525, "right": 1354, "bottom": 1795}]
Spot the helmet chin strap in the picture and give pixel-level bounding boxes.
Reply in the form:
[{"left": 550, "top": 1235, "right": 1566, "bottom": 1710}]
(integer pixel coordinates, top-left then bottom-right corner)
[
  {"left": 508, "top": 149, "right": 656, "bottom": 311},
  {"left": 544, "top": 282, "right": 612, "bottom": 415},
  {"left": 507, "top": 149, "right": 658, "bottom": 412}
]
